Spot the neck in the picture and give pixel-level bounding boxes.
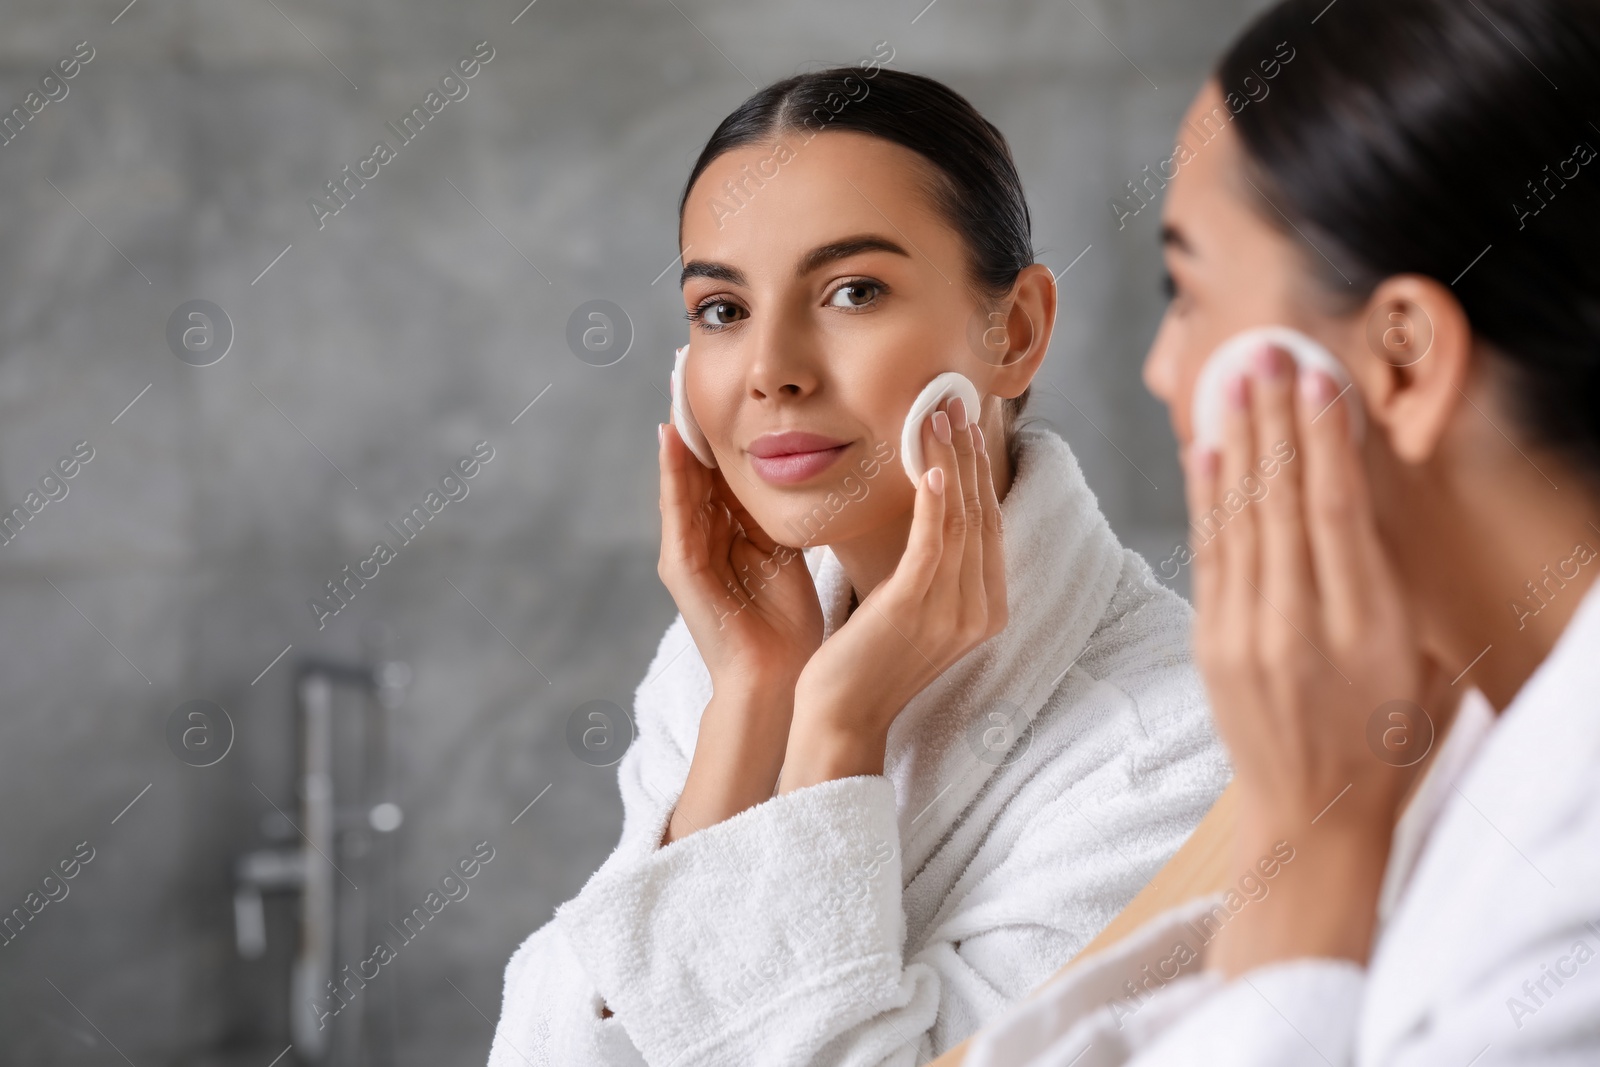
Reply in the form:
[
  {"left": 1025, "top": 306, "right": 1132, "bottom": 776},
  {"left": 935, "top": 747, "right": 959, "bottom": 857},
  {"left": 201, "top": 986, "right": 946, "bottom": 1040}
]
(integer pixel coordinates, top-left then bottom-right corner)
[
  {"left": 828, "top": 406, "right": 1016, "bottom": 604},
  {"left": 1405, "top": 448, "right": 1600, "bottom": 713}
]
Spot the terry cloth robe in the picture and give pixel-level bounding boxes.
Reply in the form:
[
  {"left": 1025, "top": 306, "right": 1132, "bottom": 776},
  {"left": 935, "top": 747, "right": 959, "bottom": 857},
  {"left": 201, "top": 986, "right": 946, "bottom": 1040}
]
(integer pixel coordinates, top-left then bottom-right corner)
[
  {"left": 487, "top": 425, "right": 1231, "bottom": 1067},
  {"left": 962, "top": 576, "right": 1600, "bottom": 1067}
]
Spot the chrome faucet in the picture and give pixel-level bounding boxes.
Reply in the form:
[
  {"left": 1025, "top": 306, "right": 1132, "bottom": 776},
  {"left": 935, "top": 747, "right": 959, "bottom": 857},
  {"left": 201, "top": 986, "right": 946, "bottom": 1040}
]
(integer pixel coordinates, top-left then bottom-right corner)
[{"left": 233, "top": 656, "right": 410, "bottom": 1062}]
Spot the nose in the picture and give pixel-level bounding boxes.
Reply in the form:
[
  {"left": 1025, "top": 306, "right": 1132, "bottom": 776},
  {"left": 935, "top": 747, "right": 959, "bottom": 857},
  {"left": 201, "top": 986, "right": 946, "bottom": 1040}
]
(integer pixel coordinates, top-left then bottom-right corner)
[
  {"left": 745, "top": 314, "right": 821, "bottom": 402},
  {"left": 1142, "top": 321, "right": 1188, "bottom": 442},
  {"left": 1142, "top": 328, "right": 1175, "bottom": 406}
]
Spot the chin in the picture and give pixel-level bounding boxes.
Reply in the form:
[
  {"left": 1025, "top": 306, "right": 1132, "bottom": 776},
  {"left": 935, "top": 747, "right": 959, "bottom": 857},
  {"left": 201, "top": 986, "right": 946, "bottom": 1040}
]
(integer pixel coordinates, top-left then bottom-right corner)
[
  {"left": 764, "top": 499, "right": 857, "bottom": 550},
  {"left": 750, "top": 491, "right": 875, "bottom": 550}
]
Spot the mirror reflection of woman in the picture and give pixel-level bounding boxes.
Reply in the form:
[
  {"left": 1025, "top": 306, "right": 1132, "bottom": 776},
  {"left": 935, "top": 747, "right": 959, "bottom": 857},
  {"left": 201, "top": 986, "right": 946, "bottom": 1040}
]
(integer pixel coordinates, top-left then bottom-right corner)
[
  {"left": 965, "top": 0, "right": 1600, "bottom": 1063},
  {"left": 488, "top": 69, "right": 1230, "bottom": 1065}
]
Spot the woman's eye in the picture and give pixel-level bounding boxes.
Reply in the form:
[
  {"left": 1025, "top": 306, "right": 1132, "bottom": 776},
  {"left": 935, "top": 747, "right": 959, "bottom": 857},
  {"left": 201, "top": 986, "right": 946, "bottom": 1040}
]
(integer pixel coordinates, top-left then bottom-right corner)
[
  {"left": 828, "top": 282, "right": 881, "bottom": 309},
  {"left": 691, "top": 300, "right": 746, "bottom": 328}
]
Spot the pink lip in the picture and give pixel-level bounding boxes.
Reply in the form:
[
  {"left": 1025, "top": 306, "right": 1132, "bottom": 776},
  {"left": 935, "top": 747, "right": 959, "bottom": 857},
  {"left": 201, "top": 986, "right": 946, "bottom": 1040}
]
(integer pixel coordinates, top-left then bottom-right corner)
[{"left": 747, "top": 431, "right": 850, "bottom": 486}]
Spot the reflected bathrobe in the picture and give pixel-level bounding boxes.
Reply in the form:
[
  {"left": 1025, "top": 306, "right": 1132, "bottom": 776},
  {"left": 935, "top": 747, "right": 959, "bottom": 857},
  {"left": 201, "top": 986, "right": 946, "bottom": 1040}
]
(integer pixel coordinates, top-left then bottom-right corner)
[
  {"left": 963, "top": 572, "right": 1600, "bottom": 1067},
  {"left": 487, "top": 426, "right": 1231, "bottom": 1066}
]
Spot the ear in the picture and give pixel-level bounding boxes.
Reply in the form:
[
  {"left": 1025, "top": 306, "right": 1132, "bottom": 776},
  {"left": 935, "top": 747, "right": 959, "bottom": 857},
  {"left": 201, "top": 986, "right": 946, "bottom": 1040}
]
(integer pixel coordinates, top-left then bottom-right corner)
[
  {"left": 981, "top": 263, "right": 1057, "bottom": 400},
  {"left": 1347, "top": 274, "right": 1472, "bottom": 464}
]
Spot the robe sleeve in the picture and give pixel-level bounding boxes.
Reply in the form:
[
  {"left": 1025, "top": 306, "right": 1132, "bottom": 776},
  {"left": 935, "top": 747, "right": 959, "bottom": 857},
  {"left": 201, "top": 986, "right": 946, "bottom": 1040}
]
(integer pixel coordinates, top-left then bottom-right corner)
[
  {"left": 489, "top": 615, "right": 939, "bottom": 1067},
  {"left": 558, "top": 772, "right": 941, "bottom": 1066}
]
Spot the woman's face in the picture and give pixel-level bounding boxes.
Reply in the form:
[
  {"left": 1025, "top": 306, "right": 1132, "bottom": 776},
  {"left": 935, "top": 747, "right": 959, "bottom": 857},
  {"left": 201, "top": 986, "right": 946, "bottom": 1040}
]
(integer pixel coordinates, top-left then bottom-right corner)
[
  {"left": 1142, "top": 82, "right": 1447, "bottom": 648},
  {"left": 1143, "top": 82, "right": 1359, "bottom": 449},
  {"left": 677, "top": 130, "right": 1006, "bottom": 548}
]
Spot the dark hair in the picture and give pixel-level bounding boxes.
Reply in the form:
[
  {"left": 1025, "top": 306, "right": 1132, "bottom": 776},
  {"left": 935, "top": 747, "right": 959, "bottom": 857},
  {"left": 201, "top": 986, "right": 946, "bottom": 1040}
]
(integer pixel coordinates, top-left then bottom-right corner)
[
  {"left": 678, "top": 66, "right": 1038, "bottom": 437},
  {"left": 1219, "top": 0, "right": 1600, "bottom": 477}
]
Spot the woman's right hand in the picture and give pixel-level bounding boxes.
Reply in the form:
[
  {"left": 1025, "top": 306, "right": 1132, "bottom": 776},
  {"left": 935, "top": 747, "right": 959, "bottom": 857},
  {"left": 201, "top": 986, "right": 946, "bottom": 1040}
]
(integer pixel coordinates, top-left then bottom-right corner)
[
  {"left": 657, "top": 417, "right": 824, "bottom": 698},
  {"left": 657, "top": 417, "right": 825, "bottom": 844}
]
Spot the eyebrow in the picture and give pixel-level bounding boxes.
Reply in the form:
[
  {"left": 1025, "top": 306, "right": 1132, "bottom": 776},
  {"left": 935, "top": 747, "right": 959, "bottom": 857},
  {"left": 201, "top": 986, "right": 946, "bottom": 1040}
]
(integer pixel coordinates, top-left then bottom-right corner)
[
  {"left": 1160, "top": 223, "right": 1193, "bottom": 254},
  {"left": 679, "top": 233, "right": 911, "bottom": 289},
  {"left": 678, "top": 260, "right": 746, "bottom": 288}
]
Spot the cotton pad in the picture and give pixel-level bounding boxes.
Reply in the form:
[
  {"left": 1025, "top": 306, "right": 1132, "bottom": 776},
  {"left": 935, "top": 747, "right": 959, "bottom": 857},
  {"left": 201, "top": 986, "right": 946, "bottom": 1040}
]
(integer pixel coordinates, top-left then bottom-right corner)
[
  {"left": 1190, "top": 326, "right": 1364, "bottom": 450},
  {"left": 669, "top": 344, "right": 717, "bottom": 468},
  {"left": 900, "top": 371, "right": 982, "bottom": 486}
]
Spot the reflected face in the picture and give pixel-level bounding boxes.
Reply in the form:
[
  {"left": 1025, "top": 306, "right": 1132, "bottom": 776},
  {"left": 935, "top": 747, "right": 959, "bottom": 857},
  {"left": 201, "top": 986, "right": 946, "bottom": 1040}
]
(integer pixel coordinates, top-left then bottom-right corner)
[
  {"left": 1142, "top": 82, "right": 1351, "bottom": 449},
  {"left": 677, "top": 129, "right": 998, "bottom": 548}
]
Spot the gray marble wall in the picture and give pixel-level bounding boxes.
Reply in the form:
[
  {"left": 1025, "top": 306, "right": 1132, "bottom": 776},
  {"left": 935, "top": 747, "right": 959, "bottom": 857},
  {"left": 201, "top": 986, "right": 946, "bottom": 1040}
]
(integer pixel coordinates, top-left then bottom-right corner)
[{"left": 0, "top": 0, "right": 1269, "bottom": 1062}]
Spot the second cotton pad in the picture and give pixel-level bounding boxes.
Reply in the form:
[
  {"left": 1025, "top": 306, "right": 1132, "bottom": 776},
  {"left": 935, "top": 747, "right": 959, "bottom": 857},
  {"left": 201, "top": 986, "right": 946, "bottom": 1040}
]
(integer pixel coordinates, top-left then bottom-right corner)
[
  {"left": 1190, "top": 326, "right": 1364, "bottom": 451},
  {"left": 900, "top": 372, "right": 982, "bottom": 486},
  {"left": 669, "top": 344, "right": 718, "bottom": 468}
]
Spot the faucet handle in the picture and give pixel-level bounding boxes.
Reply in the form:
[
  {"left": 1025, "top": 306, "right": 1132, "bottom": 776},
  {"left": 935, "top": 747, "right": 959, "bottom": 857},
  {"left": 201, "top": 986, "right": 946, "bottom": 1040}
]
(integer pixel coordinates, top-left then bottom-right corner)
[
  {"left": 232, "top": 849, "right": 308, "bottom": 960},
  {"left": 234, "top": 886, "right": 266, "bottom": 960}
]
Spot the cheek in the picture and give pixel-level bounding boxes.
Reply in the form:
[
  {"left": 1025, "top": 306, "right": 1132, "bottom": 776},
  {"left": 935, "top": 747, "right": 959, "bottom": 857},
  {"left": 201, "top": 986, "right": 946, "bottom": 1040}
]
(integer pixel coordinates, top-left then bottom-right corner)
[
  {"left": 825, "top": 319, "right": 947, "bottom": 446},
  {"left": 1172, "top": 343, "right": 1210, "bottom": 446},
  {"left": 847, "top": 363, "right": 916, "bottom": 443},
  {"left": 684, "top": 345, "right": 745, "bottom": 450},
  {"left": 1148, "top": 306, "right": 1284, "bottom": 447}
]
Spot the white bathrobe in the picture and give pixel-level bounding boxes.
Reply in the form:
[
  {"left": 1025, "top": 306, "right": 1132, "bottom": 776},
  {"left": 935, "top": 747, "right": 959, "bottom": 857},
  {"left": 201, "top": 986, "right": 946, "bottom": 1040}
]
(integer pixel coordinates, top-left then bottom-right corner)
[
  {"left": 963, "top": 578, "right": 1600, "bottom": 1067},
  {"left": 488, "top": 426, "right": 1231, "bottom": 1066}
]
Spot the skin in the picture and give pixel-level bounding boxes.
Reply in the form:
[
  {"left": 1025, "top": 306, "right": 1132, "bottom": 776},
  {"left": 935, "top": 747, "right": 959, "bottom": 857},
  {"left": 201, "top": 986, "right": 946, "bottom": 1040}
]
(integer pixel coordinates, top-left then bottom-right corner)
[
  {"left": 1148, "top": 82, "right": 1600, "bottom": 975},
  {"left": 658, "top": 129, "right": 1058, "bottom": 843}
]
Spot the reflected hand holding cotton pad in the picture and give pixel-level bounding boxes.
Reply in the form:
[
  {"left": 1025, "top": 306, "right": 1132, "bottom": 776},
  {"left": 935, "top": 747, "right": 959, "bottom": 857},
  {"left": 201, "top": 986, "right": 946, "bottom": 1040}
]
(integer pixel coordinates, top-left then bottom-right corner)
[
  {"left": 900, "top": 371, "right": 982, "bottom": 485},
  {"left": 669, "top": 343, "right": 718, "bottom": 468},
  {"left": 1190, "top": 326, "right": 1364, "bottom": 450}
]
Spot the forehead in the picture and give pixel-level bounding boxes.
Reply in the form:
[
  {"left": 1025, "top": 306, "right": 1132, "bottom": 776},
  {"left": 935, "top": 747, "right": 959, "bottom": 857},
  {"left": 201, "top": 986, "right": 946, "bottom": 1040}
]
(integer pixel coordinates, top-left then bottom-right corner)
[
  {"left": 1163, "top": 84, "right": 1328, "bottom": 314},
  {"left": 1164, "top": 84, "right": 1250, "bottom": 237},
  {"left": 679, "top": 130, "right": 956, "bottom": 273}
]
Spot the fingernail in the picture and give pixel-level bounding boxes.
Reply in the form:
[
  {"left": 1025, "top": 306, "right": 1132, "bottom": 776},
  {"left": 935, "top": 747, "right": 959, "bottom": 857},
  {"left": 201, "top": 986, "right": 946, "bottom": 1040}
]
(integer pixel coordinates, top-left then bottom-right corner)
[
  {"left": 927, "top": 467, "right": 945, "bottom": 494},
  {"left": 949, "top": 397, "right": 969, "bottom": 431},
  {"left": 1188, "top": 443, "right": 1218, "bottom": 478},
  {"left": 1252, "top": 344, "right": 1283, "bottom": 379},
  {"left": 1226, "top": 372, "right": 1249, "bottom": 410},
  {"left": 658, "top": 423, "right": 666, "bottom": 445},
  {"left": 932, "top": 410, "right": 952, "bottom": 444},
  {"left": 1299, "top": 369, "right": 1334, "bottom": 405},
  {"left": 973, "top": 424, "right": 987, "bottom": 456}
]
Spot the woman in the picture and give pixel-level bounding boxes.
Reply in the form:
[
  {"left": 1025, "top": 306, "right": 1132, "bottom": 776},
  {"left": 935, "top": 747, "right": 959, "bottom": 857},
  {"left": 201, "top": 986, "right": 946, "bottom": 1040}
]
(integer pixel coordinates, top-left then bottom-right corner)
[
  {"left": 964, "top": 0, "right": 1600, "bottom": 1063},
  {"left": 488, "top": 70, "right": 1230, "bottom": 1064}
]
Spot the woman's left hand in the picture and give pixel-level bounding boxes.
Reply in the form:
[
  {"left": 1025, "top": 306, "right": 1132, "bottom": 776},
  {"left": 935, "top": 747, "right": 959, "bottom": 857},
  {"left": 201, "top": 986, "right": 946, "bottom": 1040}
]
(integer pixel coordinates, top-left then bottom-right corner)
[
  {"left": 1191, "top": 344, "right": 1449, "bottom": 974},
  {"left": 778, "top": 395, "right": 1008, "bottom": 792}
]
